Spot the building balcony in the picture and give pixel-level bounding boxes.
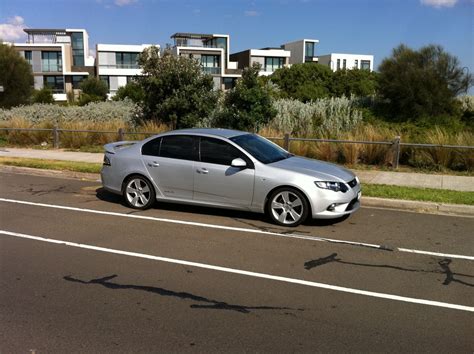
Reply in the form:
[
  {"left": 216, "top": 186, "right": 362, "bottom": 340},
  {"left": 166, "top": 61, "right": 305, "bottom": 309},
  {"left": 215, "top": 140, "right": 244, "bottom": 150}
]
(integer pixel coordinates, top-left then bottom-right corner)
[
  {"left": 98, "top": 64, "right": 140, "bottom": 69},
  {"left": 202, "top": 67, "right": 221, "bottom": 75}
]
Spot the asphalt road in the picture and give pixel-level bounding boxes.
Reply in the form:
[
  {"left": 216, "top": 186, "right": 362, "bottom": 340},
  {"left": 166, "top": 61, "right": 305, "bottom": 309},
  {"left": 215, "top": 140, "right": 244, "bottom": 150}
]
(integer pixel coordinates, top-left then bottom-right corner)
[{"left": 0, "top": 169, "right": 473, "bottom": 353}]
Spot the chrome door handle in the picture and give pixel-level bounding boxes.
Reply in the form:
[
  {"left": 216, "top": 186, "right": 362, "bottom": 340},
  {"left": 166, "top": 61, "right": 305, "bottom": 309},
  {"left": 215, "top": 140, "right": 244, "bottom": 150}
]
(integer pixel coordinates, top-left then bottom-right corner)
[
  {"left": 197, "top": 168, "right": 209, "bottom": 174},
  {"left": 148, "top": 162, "right": 159, "bottom": 167}
]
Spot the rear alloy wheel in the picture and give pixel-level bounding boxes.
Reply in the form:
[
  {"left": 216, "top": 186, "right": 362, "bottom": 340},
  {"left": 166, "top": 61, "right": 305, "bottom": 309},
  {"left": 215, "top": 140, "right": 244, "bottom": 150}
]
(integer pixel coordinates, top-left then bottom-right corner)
[
  {"left": 267, "top": 188, "right": 309, "bottom": 227},
  {"left": 123, "top": 176, "right": 155, "bottom": 210}
]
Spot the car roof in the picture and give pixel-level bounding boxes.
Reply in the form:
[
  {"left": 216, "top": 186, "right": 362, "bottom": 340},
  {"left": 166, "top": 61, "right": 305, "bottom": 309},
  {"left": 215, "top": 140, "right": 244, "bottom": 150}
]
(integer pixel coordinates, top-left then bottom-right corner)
[{"left": 164, "top": 128, "right": 249, "bottom": 139}]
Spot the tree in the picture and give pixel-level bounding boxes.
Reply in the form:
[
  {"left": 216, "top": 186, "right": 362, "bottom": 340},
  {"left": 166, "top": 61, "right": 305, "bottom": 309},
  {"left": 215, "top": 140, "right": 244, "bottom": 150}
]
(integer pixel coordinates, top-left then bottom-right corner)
[
  {"left": 270, "top": 63, "right": 333, "bottom": 102},
  {"left": 215, "top": 63, "right": 276, "bottom": 131},
  {"left": 138, "top": 46, "right": 217, "bottom": 128},
  {"left": 331, "top": 69, "right": 378, "bottom": 98},
  {"left": 112, "top": 80, "right": 144, "bottom": 103},
  {"left": 0, "top": 42, "right": 34, "bottom": 108},
  {"left": 32, "top": 87, "right": 54, "bottom": 104},
  {"left": 378, "top": 44, "right": 473, "bottom": 120},
  {"left": 78, "top": 77, "right": 108, "bottom": 106}
]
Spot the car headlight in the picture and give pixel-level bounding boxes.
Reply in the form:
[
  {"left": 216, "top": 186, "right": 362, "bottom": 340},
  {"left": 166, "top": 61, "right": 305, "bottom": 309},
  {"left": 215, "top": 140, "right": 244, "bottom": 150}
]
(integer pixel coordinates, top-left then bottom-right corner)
[{"left": 315, "top": 181, "right": 349, "bottom": 193}]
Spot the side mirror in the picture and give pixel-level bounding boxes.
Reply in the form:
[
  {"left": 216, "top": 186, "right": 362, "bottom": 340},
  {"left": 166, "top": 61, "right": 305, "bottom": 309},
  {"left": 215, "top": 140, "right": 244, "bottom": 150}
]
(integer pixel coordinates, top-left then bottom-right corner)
[{"left": 231, "top": 158, "right": 247, "bottom": 168}]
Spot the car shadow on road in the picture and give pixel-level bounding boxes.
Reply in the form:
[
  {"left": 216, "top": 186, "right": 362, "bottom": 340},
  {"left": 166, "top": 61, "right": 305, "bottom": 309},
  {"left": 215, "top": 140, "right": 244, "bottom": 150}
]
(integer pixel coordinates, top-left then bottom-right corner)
[{"left": 95, "top": 187, "right": 350, "bottom": 229}]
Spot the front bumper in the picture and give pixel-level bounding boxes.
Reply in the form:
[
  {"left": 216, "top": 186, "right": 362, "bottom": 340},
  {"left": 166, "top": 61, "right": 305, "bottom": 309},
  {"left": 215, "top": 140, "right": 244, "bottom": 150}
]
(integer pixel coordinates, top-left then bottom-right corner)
[{"left": 310, "top": 179, "right": 362, "bottom": 219}]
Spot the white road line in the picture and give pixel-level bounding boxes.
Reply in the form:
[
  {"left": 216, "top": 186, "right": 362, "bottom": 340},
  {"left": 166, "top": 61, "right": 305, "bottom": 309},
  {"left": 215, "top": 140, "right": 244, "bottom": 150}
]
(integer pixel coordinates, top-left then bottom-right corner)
[
  {"left": 1, "top": 229, "right": 473, "bottom": 313},
  {"left": 0, "top": 197, "right": 473, "bottom": 261}
]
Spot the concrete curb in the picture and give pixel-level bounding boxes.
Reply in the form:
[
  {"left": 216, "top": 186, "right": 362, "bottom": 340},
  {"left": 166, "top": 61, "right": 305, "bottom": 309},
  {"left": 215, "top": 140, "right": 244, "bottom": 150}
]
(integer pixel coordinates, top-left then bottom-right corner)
[
  {"left": 1, "top": 165, "right": 473, "bottom": 217},
  {"left": 362, "top": 197, "right": 474, "bottom": 217}
]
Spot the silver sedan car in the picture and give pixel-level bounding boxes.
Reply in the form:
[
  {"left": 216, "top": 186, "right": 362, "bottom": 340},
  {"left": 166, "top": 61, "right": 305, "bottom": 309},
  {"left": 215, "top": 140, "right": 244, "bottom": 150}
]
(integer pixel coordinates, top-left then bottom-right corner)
[{"left": 101, "top": 128, "right": 361, "bottom": 226}]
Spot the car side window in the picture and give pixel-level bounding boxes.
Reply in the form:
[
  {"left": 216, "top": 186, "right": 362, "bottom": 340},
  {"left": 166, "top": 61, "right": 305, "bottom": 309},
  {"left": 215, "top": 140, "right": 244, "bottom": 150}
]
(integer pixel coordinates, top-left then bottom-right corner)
[
  {"left": 159, "top": 135, "right": 197, "bottom": 161},
  {"left": 200, "top": 137, "right": 249, "bottom": 166},
  {"left": 142, "top": 137, "right": 162, "bottom": 156}
]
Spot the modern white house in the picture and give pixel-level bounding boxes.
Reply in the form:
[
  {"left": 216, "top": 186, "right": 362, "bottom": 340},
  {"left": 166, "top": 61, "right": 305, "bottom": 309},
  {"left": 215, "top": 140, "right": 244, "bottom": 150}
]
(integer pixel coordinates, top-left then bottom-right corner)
[
  {"left": 230, "top": 48, "right": 291, "bottom": 76},
  {"left": 170, "top": 33, "right": 241, "bottom": 90},
  {"left": 317, "top": 53, "right": 374, "bottom": 71},
  {"left": 13, "top": 28, "right": 95, "bottom": 101},
  {"left": 281, "top": 39, "right": 319, "bottom": 64},
  {"left": 95, "top": 43, "right": 155, "bottom": 97}
]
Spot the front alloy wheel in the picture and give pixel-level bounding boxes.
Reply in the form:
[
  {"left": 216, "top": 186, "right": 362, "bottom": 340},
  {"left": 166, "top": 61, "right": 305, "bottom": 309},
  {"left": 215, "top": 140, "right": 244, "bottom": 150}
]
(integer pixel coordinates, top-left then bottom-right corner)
[
  {"left": 268, "top": 188, "right": 309, "bottom": 227},
  {"left": 123, "top": 176, "right": 155, "bottom": 210}
]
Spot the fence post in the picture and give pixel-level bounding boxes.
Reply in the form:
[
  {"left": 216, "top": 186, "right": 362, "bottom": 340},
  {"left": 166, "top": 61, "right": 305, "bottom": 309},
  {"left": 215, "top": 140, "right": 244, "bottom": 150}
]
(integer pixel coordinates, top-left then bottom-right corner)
[
  {"left": 118, "top": 128, "right": 124, "bottom": 141},
  {"left": 52, "top": 126, "right": 59, "bottom": 149},
  {"left": 392, "top": 135, "right": 400, "bottom": 169},
  {"left": 283, "top": 133, "right": 290, "bottom": 152}
]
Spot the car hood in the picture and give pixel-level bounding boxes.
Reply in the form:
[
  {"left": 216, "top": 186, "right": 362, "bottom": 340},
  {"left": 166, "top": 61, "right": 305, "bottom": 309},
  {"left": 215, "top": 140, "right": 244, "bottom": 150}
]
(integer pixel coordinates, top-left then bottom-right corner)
[{"left": 269, "top": 156, "right": 355, "bottom": 182}]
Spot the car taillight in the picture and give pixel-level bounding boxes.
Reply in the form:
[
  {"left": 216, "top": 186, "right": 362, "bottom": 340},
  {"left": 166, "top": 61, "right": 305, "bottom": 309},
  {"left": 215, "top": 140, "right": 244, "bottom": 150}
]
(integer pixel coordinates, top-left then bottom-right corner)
[{"left": 103, "top": 155, "right": 111, "bottom": 166}]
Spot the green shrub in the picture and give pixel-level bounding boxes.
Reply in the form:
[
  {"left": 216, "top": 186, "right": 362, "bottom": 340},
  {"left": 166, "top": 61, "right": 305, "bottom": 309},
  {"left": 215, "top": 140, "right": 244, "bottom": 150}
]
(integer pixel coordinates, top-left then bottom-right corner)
[
  {"left": 0, "top": 100, "right": 138, "bottom": 125},
  {"left": 270, "top": 97, "right": 363, "bottom": 136},
  {"left": 32, "top": 87, "right": 55, "bottom": 104}
]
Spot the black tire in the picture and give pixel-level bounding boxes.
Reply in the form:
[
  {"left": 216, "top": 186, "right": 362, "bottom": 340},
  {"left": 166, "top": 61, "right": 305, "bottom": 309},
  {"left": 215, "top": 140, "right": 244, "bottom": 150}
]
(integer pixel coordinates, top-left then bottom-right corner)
[
  {"left": 123, "top": 175, "right": 156, "bottom": 210},
  {"left": 266, "top": 187, "right": 309, "bottom": 227}
]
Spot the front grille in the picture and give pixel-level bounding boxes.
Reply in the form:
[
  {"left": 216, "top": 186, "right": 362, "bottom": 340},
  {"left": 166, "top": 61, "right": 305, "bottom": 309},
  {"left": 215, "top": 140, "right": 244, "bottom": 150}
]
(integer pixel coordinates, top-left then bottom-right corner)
[
  {"left": 345, "top": 197, "right": 359, "bottom": 211},
  {"left": 348, "top": 178, "right": 358, "bottom": 188}
]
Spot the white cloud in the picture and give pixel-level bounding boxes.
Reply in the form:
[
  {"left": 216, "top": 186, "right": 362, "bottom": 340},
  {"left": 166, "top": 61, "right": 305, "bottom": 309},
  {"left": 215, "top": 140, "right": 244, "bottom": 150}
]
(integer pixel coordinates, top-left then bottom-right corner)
[
  {"left": 420, "top": 0, "right": 458, "bottom": 8},
  {"left": 114, "top": 0, "right": 138, "bottom": 6},
  {"left": 244, "top": 10, "right": 259, "bottom": 16},
  {"left": 0, "top": 16, "right": 27, "bottom": 41}
]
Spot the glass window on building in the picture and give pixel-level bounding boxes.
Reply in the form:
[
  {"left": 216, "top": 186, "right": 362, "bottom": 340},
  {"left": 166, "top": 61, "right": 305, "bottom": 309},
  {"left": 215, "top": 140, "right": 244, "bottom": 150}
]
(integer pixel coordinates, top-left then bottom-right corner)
[
  {"left": 223, "top": 77, "right": 236, "bottom": 90},
  {"left": 305, "top": 41, "right": 315, "bottom": 59},
  {"left": 206, "top": 37, "right": 227, "bottom": 50},
  {"left": 264, "top": 57, "right": 284, "bottom": 72},
  {"left": 43, "top": 76, "right": 64, "bottom": 93},
  {"left": 71, "top": 32, "right": 85, "bottom": 66},
  {"left": 205, "top": 37, "right": 227, "bottom": 61},
  {"left": 41, "top": 51, "right": 62, "bottom": 72},
  {"left": 201, "top": 55, "right": 220, "bottom": 74},
  {"left": 343, "top": 59, "right": 347, "bottom": 69},
  {"left": 361, "top": 60, "right": 371, "bottom": 70},
  {"left": 354, "top": 59, "right": 359, "bottom": 69},
  {"left": 25, "top": 51, "right": 32, "bottom": 66},
  {"left": 72, "top": 75, "right": 86, "bottom": 89},
  {"left": 116, "top": 52, "right": 140, "bottom": 69},
  {"left": 337, "top": 59, "right": 341, "bottom": 70},
  {"left": 100, "top": 76, "right": 110, "bottom": 90}
]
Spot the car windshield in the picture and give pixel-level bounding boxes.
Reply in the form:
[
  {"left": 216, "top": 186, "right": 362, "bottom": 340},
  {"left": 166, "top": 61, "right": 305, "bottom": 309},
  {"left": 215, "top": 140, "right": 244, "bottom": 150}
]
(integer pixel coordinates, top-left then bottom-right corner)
[{"left": 230, "top": 134, "right": 291, "bottom": 164}]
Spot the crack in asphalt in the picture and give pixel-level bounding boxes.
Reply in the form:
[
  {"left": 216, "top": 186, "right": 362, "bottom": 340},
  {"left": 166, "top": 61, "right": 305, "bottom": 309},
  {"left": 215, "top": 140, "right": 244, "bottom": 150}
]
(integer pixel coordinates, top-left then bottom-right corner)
[
  {"left": 232, "top": 218, "right": 394, "bottom": 250},
  {"left": 64, "top": 274, "right": 303, "bottom": 314},
  {"left": 438, "top": 259, "right": 474, "bottom": 287},
  {"left": 304, "top": 253, "right": 474, "bottom": 287},
  {"left": 23, "top": 185, "right": 70, "bottom": 196}
]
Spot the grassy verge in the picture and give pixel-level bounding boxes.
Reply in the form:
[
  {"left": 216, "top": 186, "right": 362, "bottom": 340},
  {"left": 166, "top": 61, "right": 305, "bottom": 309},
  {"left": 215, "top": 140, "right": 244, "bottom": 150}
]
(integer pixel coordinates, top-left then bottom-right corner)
[
  {"left": 0, "top": 157, "right": 472, "bottom": 205},
  {"left": 363, "top": 184, "right": 474, "bottom": 205},
  {"left": 0, "top": 157, "right": 101, "bottom": 174}
]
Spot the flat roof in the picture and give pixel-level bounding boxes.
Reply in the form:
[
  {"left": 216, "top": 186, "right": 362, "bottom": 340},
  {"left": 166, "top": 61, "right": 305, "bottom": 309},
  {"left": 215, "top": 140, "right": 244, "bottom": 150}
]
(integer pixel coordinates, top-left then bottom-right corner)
[
  {"left": 24, "top": 28, "right": 67, "bottom": 34},
  {"left": 170, "top": 32, "right": 213, "bottom": 39}
]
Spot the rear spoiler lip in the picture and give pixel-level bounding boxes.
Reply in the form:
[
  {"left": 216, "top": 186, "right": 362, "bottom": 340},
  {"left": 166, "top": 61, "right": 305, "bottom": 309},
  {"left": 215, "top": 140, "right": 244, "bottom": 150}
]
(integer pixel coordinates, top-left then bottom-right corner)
[{"left": 104, "top": 141, "right": 138, "bottom": 154}]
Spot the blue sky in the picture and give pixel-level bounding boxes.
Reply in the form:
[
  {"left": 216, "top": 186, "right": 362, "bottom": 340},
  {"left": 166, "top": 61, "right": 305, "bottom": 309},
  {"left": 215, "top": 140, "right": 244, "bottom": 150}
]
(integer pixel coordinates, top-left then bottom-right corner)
[{"left": 1, "top": 0, "right": 473, "bottom": 73}]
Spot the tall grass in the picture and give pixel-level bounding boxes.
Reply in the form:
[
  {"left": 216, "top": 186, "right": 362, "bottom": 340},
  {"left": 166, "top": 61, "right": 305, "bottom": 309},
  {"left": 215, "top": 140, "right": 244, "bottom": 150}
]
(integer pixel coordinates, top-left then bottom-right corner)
[
  {"left": 259, "top": 125, "right": 473, "bottom": 171},
  {"left": 0, "top": 117, "right": 171, "bottom": 148}
]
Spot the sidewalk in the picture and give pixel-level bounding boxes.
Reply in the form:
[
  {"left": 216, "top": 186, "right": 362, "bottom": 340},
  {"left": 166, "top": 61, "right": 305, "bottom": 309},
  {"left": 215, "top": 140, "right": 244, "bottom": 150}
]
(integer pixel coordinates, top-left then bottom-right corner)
[{"left": 1, "top": 147, "right": 473, "bottom": 192}]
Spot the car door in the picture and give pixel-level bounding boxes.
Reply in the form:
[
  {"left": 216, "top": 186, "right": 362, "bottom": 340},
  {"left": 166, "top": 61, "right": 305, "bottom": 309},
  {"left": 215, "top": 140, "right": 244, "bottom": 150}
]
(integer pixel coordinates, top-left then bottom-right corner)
[
  {"left": 142, "top": 135, "right": 197, "bottom": 200},
  {"left": 193, "top": 136, "right": 255, "bottom": 207}
]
